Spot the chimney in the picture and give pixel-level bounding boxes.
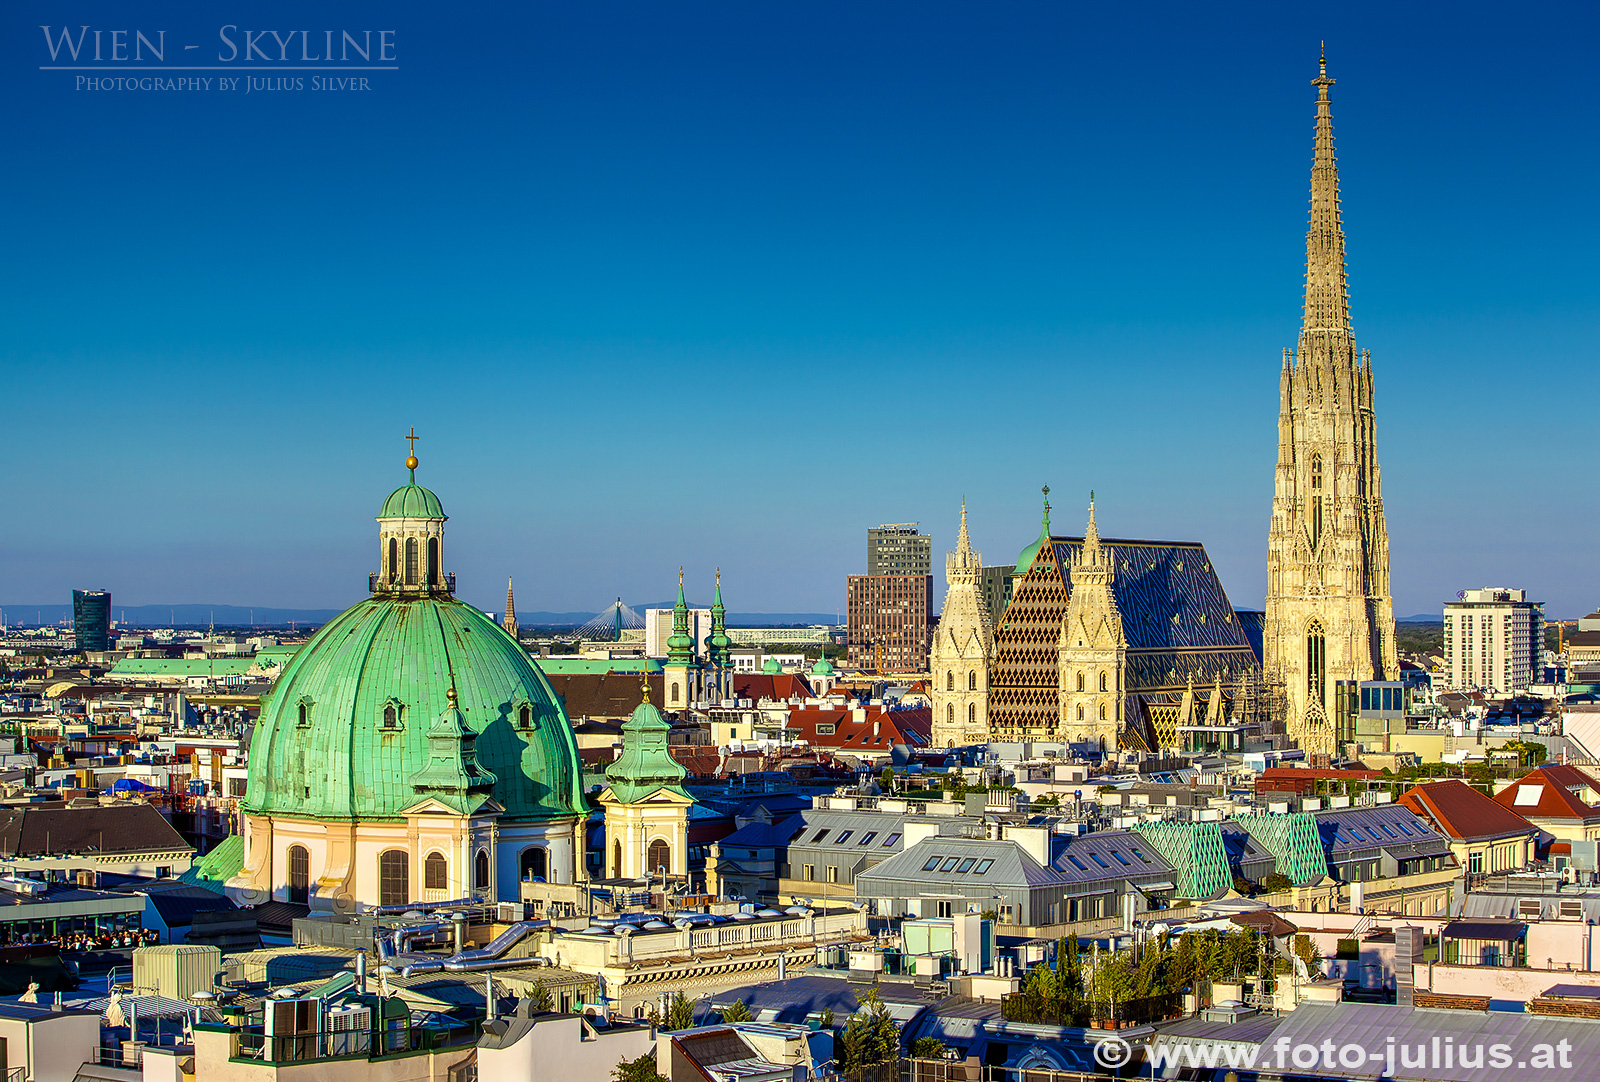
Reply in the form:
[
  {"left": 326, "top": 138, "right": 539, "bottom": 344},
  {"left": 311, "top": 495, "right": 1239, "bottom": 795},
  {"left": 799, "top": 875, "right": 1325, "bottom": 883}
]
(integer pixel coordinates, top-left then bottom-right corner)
[{"left": 1004, "top": 824, "right": 1050, "bottom": 866}]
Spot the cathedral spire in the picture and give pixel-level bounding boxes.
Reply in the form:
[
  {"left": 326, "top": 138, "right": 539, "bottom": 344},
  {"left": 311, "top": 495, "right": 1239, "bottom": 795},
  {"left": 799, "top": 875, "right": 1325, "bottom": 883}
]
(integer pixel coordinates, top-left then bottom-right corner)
[
  {"left": 1081, "top": 493, "right": 1103, "bottom": 567},
  {"left": 1302, "top": 49, "right": 1351, "bottom": 340},
  {"left": 502, "top": 578, "right": 518, "bottom": 639},
  {"left": 667, "top": 567, "right": 696, "bottom": 667}
]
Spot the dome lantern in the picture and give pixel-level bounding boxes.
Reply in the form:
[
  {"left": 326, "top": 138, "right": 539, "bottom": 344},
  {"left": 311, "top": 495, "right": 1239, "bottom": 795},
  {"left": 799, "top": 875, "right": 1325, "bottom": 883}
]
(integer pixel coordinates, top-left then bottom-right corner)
[{"left": 375, "top": 429, "right": 452, "bottom": 596}]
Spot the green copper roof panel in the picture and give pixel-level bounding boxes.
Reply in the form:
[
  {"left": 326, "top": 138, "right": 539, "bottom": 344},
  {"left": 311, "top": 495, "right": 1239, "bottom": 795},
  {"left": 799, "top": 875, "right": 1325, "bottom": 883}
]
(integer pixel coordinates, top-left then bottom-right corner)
[
  {"left": 1239, "top": 812, "right": 1329, "bottom": 886},
  {"left": 243, "top": 595, "right": 585, "bottom": 822},
  {"left": 1134, "top": 820, "right": 1231, "bottom": 901},
  {"left": 377, "top": 483, "right": 445, "bottom": 520}
]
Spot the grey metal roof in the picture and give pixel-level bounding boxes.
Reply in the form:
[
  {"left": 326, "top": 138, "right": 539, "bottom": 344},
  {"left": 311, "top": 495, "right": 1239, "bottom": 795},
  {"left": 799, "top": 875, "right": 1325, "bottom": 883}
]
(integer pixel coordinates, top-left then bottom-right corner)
[
  {"left": 1315, "top": 805, "right": 1450, "bottom": 860},
  {"left": 857, "top": 836, "right": 1054, "bottom": 891},
  {"left": 1253, "top": 1001, "right": 1600, "bottom": 1081},
  {"left": 1050, "top": 830, "right": 1175, "bottom": 887}
]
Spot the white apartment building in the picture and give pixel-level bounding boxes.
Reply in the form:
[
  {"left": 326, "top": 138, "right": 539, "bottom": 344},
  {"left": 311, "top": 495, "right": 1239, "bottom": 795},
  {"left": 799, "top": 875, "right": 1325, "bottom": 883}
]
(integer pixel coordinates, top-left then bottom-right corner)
[
  {"left": 644, "top": 606, "right": 711, "bottom": 659},
  {"left": 1443, "top": 588, "right": 1544, "bottom": 693}
]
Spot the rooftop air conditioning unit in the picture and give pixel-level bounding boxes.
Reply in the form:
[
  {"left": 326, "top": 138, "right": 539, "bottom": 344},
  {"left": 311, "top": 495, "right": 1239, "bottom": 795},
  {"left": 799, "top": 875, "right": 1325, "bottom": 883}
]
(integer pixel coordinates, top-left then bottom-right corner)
[
  {"left": 326, "top": 1006, "right": 371, "bottom": 1033},
  {"left": 1559, "top": 900, "right": 1584, "bottom": 921},
  {"left": 497, "top": 902, "right": 522, "bottom": 923},
  {"left": 1518, "top": 899, "right": 1543, "bottom": 920}
]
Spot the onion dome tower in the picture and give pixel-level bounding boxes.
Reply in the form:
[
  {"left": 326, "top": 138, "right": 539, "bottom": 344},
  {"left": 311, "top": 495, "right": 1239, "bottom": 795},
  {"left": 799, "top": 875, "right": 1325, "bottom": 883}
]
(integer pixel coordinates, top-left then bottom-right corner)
[
  {"left": 598, "top": 678, "right": 693, "bottom": 882},
  {"left": 229, "top": 437, "right": 587, "bottom": 913},
  {"left": 704, "top": 569, "right": 734, "bottom": 702},
  {"left": 663, "top": 568, "right": 699, "bottom": 709}
]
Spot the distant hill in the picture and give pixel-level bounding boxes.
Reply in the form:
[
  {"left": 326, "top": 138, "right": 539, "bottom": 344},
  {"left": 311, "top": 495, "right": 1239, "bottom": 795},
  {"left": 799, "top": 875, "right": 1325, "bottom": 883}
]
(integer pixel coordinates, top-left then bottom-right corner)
[{"left": 2, "top": 601, "right": 840, "bottom": 630}]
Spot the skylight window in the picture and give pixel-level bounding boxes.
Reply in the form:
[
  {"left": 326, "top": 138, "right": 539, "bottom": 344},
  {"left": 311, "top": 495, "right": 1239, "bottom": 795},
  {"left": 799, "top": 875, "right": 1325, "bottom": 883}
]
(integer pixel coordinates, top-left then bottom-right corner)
[
  {"left": 1110, "top": 851, "right": 1131, "bottom": 866},
  {"left": 1378, "top": 825, "right": 1397, "bottom": 839},
  {"left": 1514, "top": 784, "right": 1545, "bottom": 807},
  {"left": 1089, "top": 853, "right": 1110, "bottom": 869},
  {"left": 859, "top": 832, "right": 877, "bottom": 846},
  {"left": 811, "top": 829, "right": 830, "bottom": 843},
  {"left": 1130, "top": 847, "right": 1151, "bottom": 864},
  {"left": 1394, "top": 821, "right": 1413, "bottom": 837},
  {"left": 1068, "top": 856, "right": 1088, "bottom": 871},
  {"left": 940, "top": 857, "right": 961, "bottom": 873},
  {"left": 973, "top": 859, "right": 993, "bottom": 875},
  {"left": 883, "top": 833, "right": 901, "bottom": 847},
  {"left": 922, "top": 856, "right": 943, "bottom": 872},
  {"left": 957, "top": 858, "right": 977, "bottom": 873},
  {"left": 835, "top": 831, "right": 853, "bottom": 845}
]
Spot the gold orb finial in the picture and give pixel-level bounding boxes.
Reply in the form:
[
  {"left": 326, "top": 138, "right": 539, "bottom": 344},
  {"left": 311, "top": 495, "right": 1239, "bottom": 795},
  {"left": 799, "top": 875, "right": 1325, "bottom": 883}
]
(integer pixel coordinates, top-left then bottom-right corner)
[
  {"left": 404, "top": 427, "right": 420, "bottom": 476},
  {"left": 406, "top": 455, "right": 419, "bottom": 471}
]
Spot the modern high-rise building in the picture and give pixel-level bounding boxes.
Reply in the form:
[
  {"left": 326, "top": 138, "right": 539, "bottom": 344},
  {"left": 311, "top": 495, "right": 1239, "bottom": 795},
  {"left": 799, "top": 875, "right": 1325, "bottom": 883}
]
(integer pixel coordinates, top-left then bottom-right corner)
[
  {"left": 977, "top": 564, "right": 1015, "bottom": 628},
  {"left": 846, "top": 575, "right": 931, "bottom": 673},
  {"left": 72, "top": 589, "right": 111, "bottom": 653},
  {"left": 645, "top": 606, "right": 711, "bottom": 660},
  {"left": 1443, "top": 589, "right": 1544, "bottom": 694},
  {"left": 1263, "top": 54, "right": 1398, "bottom": 759},
  {"left": 867, "top": 524, "right": 931, "bottom": 577}
]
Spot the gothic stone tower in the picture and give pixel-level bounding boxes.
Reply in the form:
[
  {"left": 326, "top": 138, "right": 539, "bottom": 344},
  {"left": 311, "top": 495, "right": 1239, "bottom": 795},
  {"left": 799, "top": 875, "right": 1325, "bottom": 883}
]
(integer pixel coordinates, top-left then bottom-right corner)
[
  {"left": 930, "top": 499, "right": 992, "bottom": 748},
  {"left": 1265, "top": 54, "right": 1398, "bottom": 758},
  {"left": 1057, "top": 499, "right": 1126, "bottom": 752}
]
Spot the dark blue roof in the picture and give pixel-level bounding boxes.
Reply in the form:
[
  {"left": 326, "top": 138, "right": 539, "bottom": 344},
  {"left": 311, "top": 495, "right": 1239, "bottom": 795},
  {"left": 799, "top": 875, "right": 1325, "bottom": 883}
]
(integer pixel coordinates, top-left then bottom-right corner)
[
  {"left": 1050, "top": 539, "right": 1252, "bottom": 652},
  {"left": 1314, "top": 806, "right": 1447, "bottom": 857}
]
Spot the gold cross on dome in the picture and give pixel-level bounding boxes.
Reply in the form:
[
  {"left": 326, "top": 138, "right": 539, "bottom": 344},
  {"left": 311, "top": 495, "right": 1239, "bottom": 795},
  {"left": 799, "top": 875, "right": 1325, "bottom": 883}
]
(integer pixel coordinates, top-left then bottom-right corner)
[{"left": 405, "top": 427, "right": 420, "bottom": 455}]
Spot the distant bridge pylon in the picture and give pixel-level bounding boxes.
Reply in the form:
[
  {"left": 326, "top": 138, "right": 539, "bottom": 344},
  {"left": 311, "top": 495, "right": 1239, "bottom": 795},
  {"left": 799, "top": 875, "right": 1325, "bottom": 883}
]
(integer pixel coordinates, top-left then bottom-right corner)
[{"left": 576, "top": 598, "right": 645, "bottom": 642}]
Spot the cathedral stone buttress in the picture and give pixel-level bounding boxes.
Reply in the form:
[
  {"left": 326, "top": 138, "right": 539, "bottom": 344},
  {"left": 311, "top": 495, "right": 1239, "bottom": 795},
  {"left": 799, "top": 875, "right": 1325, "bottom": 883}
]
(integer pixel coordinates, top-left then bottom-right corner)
[
  {"left": 1057, "top": 500, "right": 1125, "bottom": 752},
  {"left": 1264, "top": 54, "right": 1398, "bottom": 759},
  {"left": 930, "top": 499, "right": 992, "bottom": 747}
]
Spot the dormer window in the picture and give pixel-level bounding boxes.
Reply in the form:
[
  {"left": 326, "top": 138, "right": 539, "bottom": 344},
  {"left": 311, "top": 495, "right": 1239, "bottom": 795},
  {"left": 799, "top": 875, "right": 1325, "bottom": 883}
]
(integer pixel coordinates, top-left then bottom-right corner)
[
  {"left": 515, "top": 701, "right": 536, "bottom": 730},
  {"left": 297, "top": 698, "right": 313, "bottom": 727},
  {"left": 380, "top": 699, "right": 406, "bottom": 730}
]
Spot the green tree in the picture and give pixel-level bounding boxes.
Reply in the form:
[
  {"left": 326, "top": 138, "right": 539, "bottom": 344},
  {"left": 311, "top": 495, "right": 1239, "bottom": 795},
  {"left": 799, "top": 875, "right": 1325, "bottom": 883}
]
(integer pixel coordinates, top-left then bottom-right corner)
[
  {"left": 1261, "top": 872, "right": 1293, "bottom": 893},
  {"left": 818, "top": 1006, "right": 835, "bottom": 1029},
  {"left": 720, "top": 999, "right": 753, "bottom": 1023},
  {"left": 612, "top": 1052, "right": 668, "bottom": 1082},
  {"left": 909, "top": 1037, "right": 947, "bottom": 1060},
  {"left": 525, "top": 981, "right": 553, "bottom": 1013},
  {"left": 879, "top": 767, "right": 894, "bottom": 793},
  {"left": 837, "top": 991, "right": 899, "bottom": 1070},
  {"left": 664, "top": 991, "right": 697, "bottom": 1031}
]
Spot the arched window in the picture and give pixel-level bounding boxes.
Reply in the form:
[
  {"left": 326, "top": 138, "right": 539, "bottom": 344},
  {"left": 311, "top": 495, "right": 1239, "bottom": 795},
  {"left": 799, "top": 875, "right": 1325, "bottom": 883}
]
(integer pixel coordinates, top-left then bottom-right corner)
[
  {"left": 670, "top": 682, "right": 680, "bottom": 704},
  {"left": 427, "top": 537, "right": 439, "bottom": 585},
  {"left": 1307, "top": 621, "right": 1327, "bottom": 707},
  {"left": 1099, "top": 671, "right": 1108, "bottom": 692},
  {"left": 1099, "top": 702, "right": 1107, "bottom": 720},
  {"left": 425, "top": 851, "right": 448, "bottom": 890},
  {"left": 404, "top": 537, "right": 418, "bottom": 585},
  {"left": 518, "top": 704, "right": 532, "bottom": 729},
  {"left": 383, "top": 704, "right": 397, "bottom": 728},
  {"left": 946, "top": 671, "right": 954, "bottom": 691},
  {"left": 1076, "top": 672, "right": 1084, "bottom": 692},
  {"left": 967, "top": 703, "right": 976, "bottom": 723},
  {"left": 379, "top": 850, "right": 409, "bottom": 907},
  {"left": 1076, "top": 704, "right": 1084, "bottom": 720},
  {"left": 1310, "top": 455, "right": 1324, "bottom": 549},
  {"left": 388, "top": 537, "right": 399, "bottom": 582},
  {"left": 646, "top": 839, "right": 671, "bottom": 877},
  {"left": 474, "top": 849, "right": 490, "bottom": 893},
  {"left": 947, "top": 704, "right": 954, "bottom": 724},
  {"left": 967, "top": 670, "right": 977, "bottom": 691},
  {"left": 520, "top": 847, "right": 547, "bottom": 883},
  {"left": 612, "top": 840, "right": 622, "bottom": 879},
  {"left": 287, "top": 845, "right": 309, "bottom": 905},
  {"left": 297, "top": 702, "right": 308, "bottom": 726}
]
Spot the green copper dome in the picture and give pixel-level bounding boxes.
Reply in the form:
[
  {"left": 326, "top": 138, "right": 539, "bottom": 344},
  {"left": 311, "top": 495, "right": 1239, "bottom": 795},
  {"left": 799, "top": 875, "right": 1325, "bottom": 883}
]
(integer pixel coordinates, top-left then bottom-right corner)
[
  {"left": 762, "top": 656, "right": 782, "bottom": 674},
  {"left": 244, "top": 594, "right": 585, "bottom": 821},
  {"left": 1015, "top": 486, "right": 1053, "bottom": 577},
  {"left": 379, "top": 483, "right": 445, "bottom": 520},
  {"left": 810, "top": 654, "right": 835, "bottom": 676}
]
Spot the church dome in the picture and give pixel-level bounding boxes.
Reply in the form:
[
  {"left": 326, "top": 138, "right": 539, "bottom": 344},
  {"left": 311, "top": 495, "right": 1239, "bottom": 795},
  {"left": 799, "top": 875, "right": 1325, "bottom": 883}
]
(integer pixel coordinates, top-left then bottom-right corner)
[
  {"left": 245, "top": 594, "right": 586, "bottom": 822},
  {"left": 762, "top": 656, "right": 782, "bottom": 674},
  {"left": 810, "top": 654, "right": 835, "bottom": 675},
  {"left": 379, "top": 483, "right": 445, "bottom": 520}
]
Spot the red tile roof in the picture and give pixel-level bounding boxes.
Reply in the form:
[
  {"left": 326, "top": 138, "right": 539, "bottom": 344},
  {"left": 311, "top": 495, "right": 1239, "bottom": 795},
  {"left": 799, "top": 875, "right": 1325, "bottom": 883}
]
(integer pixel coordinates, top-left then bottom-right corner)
[
  {"left": 783, "top": 705, "right": 930, "bottom": 753},
  {"left": 732, "top": 673, "right": 813, "bottom": 702},
  {"left": 1491, "top": 764, "right": 1600, "bottom": 821},
  {"left": 1399, "top": 779, "right": 1538, "bottom": 841}
]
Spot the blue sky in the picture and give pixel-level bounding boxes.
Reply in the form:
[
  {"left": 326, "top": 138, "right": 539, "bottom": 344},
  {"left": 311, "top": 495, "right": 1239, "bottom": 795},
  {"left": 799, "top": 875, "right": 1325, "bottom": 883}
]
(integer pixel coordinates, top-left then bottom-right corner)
[{"left": 2, "top": 1, "right": 1596, "bottom": 620}]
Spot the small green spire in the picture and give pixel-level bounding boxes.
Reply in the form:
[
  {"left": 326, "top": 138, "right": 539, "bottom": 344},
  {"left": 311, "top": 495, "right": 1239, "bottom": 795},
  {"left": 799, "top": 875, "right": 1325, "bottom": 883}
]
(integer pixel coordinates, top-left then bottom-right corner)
[
  {"left": 707, "top": 568, "right": 732, "bottom": 667},
  {"left": 667, "top": 566, "right": 696, "bottom": 666},
  {"left": 1015, "top": 484, "right": 1053, "bottom": 577}
]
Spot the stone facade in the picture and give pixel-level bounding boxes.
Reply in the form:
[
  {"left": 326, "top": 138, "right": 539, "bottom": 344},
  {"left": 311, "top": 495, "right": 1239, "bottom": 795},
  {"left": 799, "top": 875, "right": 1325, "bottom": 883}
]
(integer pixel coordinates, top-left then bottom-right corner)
[
  {"left": 1264, "top": 56, "right": 1398, "bottom": 759},
  {"left": 1056, "top": 502, "right": 1125, "bottom": 751},
  {"left": 930, "top": 500, "right": 992, "bottom": 747}
]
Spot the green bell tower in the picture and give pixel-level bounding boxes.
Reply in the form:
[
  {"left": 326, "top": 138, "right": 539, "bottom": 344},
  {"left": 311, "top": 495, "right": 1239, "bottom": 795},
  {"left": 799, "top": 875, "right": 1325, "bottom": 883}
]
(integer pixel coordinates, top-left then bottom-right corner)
[
  {"left": 704, "top": 568, "right": 733, "bottom": 702},
  {"left": 664, "top": 567, "right": 698, "bottom": 709}
]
